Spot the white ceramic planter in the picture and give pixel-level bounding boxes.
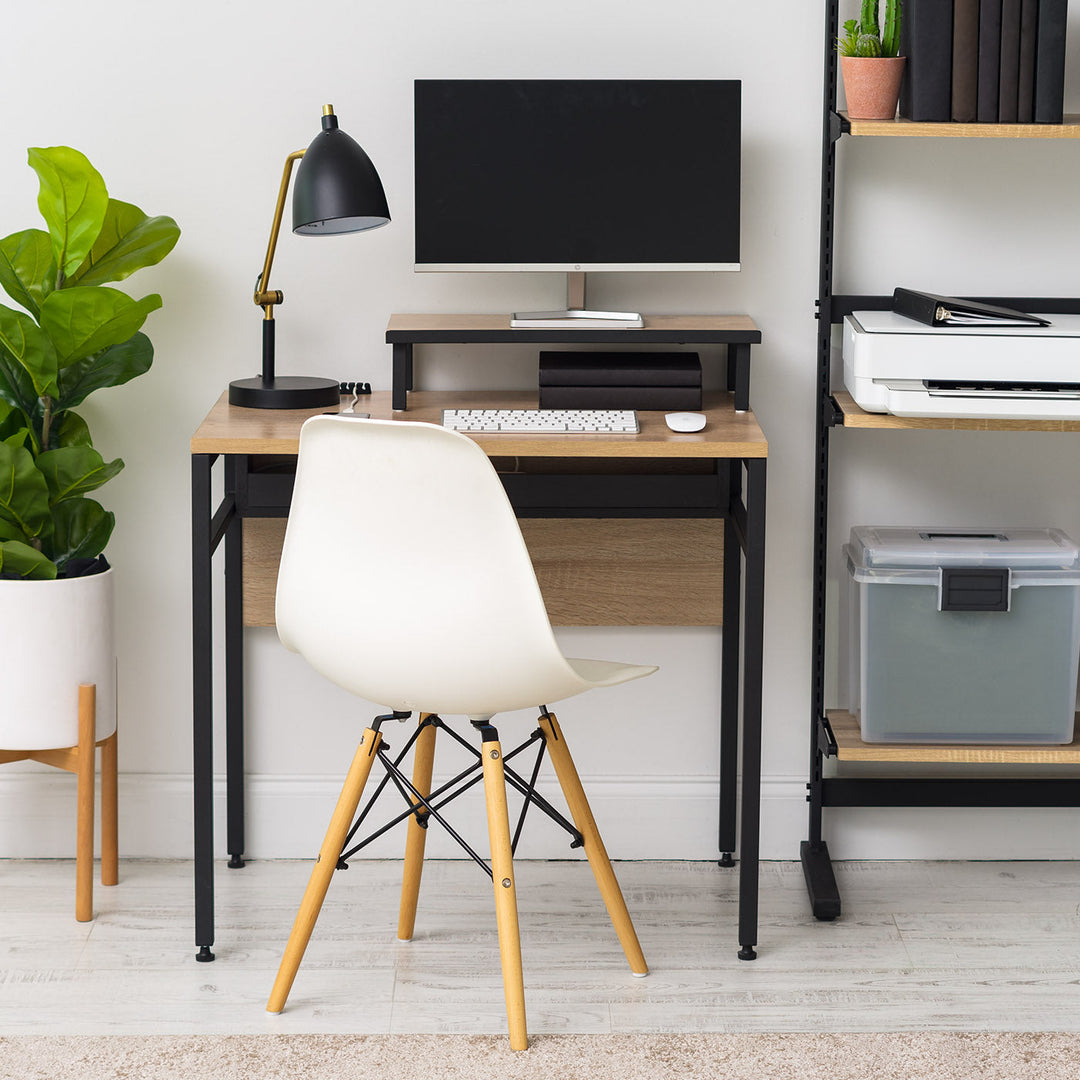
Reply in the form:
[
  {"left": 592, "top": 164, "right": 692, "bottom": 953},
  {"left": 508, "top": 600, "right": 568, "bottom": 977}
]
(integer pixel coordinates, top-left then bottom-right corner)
[{"left": 0, "top": 568, "right": 116, "bottom": 750}]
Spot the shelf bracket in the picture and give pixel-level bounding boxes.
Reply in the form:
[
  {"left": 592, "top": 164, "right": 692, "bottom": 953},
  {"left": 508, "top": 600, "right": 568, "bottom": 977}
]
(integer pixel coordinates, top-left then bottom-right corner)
[
  {"left": 817, "top": 715, "right": 838, "bottom": 758},
  {"left": 828, "top": 110, "right": 848, "bottom": 143},
  {"left": 823, "top": 394, "right": 845, "bottom": 429}
]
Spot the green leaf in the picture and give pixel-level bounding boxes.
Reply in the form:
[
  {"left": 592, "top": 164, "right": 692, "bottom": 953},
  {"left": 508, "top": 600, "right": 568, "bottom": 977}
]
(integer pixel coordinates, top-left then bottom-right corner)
[
  {"left": 54, "top": 409, "right": 92, "bottom": 447},
  {"left": 0, "top": 438, "right": 51, "bottom": 539},
  {"left": 0, "top": 539, "right": 57, "bottom": 579},
  {"left": 57, "top": 331, "right": 153, "bottom": 410},
  {"left": 35, "top": 444, "right": 124, "bottom": 503},
  {"left": 27, "top": 147, "right": 108, "bottom": 281},
  {"left": 0, "top": 303, "right": 59, "bottom": 397},
  {"left": 42, "top": 497, "right": 113, "bottom": 568},
  {"left": 72, "top": 200, "right": 181, "bottom": 286},
  {"left": 0, "top": 229, "right": 55, "bottom": 317},
  {"left": 0, "top": 340, "right": 42, "bottom": 417},
  {"left": 39, "top": 286, "right": 161, "bottom": 366}
]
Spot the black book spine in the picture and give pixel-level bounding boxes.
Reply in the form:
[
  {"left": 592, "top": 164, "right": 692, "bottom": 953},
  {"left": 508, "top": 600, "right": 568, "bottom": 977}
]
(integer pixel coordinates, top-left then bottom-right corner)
[
  {"left": 899, "top": 0, "right": 956, "bottom": 122},
  {"left": 1017, "top": 0, "right": 1040, "bottom": 123},
  {"left": 539, "top": 385, "right": 703, "bottom": 410},
  {"left": 537, "top": 352, "right": 701, "bottom": 387},
  {"left": 978, "top": 0, "right": 1004, "bottom": 121},
  {"left": 952, "top": 0, "right": 981, "bottom": 122},
  {"left": 998, "top": 0, "right": 1023, "bottom": 122},
  {"left": 1034, "top": 0, "right": 1069, "bottom": 123}
]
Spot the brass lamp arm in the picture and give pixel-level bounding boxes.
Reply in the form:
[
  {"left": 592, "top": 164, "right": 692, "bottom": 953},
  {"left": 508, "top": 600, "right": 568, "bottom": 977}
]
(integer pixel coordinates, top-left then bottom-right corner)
[{"left": 253, "top": 149, "right": 306, "bottom": 314}]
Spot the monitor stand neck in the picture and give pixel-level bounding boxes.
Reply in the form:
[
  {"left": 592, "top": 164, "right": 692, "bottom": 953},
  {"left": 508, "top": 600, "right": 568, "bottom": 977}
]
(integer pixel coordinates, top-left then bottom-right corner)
[{"left": 510, "top": 271, "right": 644, "bottom": 328}]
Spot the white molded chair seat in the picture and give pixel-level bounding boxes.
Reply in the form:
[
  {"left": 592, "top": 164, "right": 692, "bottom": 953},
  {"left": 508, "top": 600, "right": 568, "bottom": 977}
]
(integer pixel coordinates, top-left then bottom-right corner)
[{"left": 267, "top": 414, "right": 657, "bottom": 1050}]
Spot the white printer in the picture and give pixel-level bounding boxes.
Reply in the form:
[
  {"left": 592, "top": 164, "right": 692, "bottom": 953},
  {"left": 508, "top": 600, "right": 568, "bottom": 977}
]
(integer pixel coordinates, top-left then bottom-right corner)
[{"left": 843, "top": 310, "right": 1080, "bottom": 420}]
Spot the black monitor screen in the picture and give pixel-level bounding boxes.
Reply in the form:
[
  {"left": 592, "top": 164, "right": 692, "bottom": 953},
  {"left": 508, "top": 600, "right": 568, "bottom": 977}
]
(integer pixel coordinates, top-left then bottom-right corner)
[{"left": 414, "top": 79, "right": 741, "bottom": 270}]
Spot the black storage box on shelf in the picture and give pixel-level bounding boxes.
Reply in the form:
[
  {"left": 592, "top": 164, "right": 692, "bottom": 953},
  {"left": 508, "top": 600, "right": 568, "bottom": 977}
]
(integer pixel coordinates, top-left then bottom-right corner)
[{"left": 538, "top": 351, "right": 702, "bottom": 410}]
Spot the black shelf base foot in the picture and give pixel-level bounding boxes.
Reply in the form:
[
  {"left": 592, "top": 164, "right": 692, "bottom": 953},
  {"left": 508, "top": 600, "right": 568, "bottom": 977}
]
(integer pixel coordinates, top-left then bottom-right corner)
[
  {"left": 227, "top": 855, "right": 246, "bottom": 869},
  {"left": 800, "top": 839, "right": 841, "bottom": 921},
  {"left": 718, "top": 852, "right": 735, "bottom": 868},
  {"left": 196, "top": 946, "right": 216, "bottom": 963},
  {"left": 738, "top": 945, "right": 757, "bottom": 961}
]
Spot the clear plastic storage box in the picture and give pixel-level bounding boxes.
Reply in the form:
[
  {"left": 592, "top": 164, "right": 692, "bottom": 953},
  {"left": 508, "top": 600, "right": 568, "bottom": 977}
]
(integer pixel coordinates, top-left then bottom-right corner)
[{"left": 845, "top": 526, "right": 1080, "bottom": 744}]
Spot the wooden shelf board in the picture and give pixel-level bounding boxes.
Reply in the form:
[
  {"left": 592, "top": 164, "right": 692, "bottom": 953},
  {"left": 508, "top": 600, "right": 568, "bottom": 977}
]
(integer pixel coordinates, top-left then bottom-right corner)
[
  {"left": 828, "top": 711, "right": 1080, "bottom": 763},
  {"left": 840, "top": 112, "right": 1080, "bottom": 139},
  {"left": 833, "top": 391, "right": 1080, "bottom": 432}
]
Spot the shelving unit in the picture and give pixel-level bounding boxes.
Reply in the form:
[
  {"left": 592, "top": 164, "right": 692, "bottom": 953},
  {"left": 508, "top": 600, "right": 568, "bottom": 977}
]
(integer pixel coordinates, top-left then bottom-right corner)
[{"left": 803, "top": 2, "right": 1080, "bottom": 920}]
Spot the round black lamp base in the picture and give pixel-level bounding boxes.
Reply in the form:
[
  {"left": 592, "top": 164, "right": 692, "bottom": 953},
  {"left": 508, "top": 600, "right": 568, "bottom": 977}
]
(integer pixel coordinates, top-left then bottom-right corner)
[{"left": 229, "top": 375, "right": 341, "bottom": 410}]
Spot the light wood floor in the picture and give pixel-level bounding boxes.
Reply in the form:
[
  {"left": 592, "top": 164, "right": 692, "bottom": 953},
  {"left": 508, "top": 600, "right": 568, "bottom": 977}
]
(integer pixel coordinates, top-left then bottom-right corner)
[{"left": 2, "top": 858, "right": 1080, "bottom": 1035}]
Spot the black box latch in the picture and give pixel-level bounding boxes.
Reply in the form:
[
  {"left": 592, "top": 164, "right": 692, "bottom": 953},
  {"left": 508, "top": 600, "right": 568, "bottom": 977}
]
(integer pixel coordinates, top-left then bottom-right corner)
[{"left": 939, "top": 567, "right": 1011, "bottom": 612}]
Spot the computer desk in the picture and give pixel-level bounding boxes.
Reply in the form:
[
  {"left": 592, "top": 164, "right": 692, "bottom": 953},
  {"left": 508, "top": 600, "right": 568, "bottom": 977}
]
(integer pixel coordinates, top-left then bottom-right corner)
[{"left": 190, "top": 349, "right": 767, "bottom": 965}]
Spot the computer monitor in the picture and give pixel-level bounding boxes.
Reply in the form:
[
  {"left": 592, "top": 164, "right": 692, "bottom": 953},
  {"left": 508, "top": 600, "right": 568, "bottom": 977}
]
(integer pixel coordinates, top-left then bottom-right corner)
[{"left": 413, "top": 79, "right": 741, "bottom": 325}]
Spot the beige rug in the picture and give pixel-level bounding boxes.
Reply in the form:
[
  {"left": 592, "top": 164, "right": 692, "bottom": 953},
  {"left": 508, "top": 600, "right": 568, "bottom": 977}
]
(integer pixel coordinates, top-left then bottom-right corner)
[{"left": 0, "top": 1032, "right": 1075, "bottom": 1079}]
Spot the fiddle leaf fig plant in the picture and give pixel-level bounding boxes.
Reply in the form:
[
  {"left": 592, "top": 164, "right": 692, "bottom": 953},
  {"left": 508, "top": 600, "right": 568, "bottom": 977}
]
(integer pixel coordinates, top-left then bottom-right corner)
[{"left": 0, "top": 146, "right": 179, "bottom": 579}]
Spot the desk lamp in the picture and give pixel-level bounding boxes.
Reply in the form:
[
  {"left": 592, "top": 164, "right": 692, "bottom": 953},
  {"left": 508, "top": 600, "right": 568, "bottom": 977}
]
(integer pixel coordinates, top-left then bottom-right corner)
[{"left": 229, "top": 104, "right": 390, "bottom": 409}]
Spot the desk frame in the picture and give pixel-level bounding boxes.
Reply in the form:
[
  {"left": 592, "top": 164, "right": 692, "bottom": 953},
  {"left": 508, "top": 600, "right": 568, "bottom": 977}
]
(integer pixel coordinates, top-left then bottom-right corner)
[{"left": 191, "top": 316, "right": 765, "bottom": 963}]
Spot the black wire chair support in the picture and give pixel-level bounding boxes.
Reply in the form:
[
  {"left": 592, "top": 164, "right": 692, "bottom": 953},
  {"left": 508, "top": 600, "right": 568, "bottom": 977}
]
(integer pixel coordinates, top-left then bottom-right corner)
[{"left": 335, "top": 711, "right": 584, "bottom": 879}]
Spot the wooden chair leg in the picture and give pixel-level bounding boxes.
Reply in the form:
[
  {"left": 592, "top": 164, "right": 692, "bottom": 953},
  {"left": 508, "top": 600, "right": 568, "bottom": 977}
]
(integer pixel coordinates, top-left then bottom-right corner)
[
  {"left": 398, "top": 714, "right": 437, "bottom": 941},
  {"left": 75, "top": 684, "right": 96, "bottom": 923},
  {"left": 267, "top": 726, "right": 383, "bottom": 1013},
  {"left": 481, "top": 730, "right": 528, "bottom": 1051},
  {"left": 101, "top": 730, "right": 118, "bottom": 887},
  {"left": 538, "top": 710, "right": 648, "bottom": 977}
]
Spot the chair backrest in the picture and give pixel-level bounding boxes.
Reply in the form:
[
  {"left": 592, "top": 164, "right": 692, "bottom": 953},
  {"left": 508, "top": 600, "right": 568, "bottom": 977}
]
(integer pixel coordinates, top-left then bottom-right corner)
[{"left": 276, "top": 415, "right": 585, "bottom": 716}]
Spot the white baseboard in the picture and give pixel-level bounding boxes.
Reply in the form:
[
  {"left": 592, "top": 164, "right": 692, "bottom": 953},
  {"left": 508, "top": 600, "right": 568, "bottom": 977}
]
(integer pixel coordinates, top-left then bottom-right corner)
[{"left": 2, "top": 770, "right": 1080, "bottom": 861}]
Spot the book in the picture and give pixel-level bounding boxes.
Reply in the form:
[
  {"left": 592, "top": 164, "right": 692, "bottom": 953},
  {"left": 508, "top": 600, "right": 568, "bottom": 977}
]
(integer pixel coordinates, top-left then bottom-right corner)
[
  {"left": 899, "top": 0, "right": 956, "bottom": 122},
  {"left": 539, "top": 384, "right": 703, "bottom": 410},
  {"left": 1034, "top": 0, "right": 1069, "bottom": 123},
  {"left": 892, "top": 287, "right": 1052, "bottom": 327},
  {"left": 1017, "top": 0, "right": 1039, "bottom": 123},
  {"left": 951, "top": 0, "right": 981, "bottom": 122},
  {"left": 998, "top": 0, "right": 1023, "bottom": 122},
  {"left": 977, "top": 0, "right": 1004, "bottom": 122},
  {"left": 538, "top": 351, "right": 701, "bottom": 388}
]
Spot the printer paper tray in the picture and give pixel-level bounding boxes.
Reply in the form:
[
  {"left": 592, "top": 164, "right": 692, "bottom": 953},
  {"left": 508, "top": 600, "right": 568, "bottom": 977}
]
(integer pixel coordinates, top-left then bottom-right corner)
[{"left": 865, "top": 380, "right": 1080, "bottom": 420}]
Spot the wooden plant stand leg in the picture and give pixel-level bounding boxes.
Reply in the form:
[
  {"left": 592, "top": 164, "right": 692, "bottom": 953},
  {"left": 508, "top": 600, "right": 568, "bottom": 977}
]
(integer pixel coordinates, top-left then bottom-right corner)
[
  {"left": 538, "top": 710, "right": 648, "bottom": 976},
  {"left": 76, "top": 685, "right": 96, "bottom": 923},
  {"left": 267, "top": 726, "right": 383, "bottom": 1014},
  {"left": 100, "top": 730, "right": 119, "bottom": 887},
  {"left": 480, "top": 726, "right": 528, "bottom": 1051},
  {"left": 398, "top": 714, "right": 437, "bottom": 941}
]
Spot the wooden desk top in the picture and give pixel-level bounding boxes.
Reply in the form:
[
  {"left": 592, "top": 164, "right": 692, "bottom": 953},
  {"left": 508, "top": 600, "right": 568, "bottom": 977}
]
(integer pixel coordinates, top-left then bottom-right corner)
[{"left": 191, "top": 390, "right": 768, "bottom": 459}]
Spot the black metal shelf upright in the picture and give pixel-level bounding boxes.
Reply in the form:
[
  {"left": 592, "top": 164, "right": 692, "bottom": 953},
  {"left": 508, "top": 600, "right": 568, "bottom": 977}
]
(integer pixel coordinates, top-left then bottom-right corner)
[{"left": 802, "top": 0, "right": 1080, "bottom": 921}]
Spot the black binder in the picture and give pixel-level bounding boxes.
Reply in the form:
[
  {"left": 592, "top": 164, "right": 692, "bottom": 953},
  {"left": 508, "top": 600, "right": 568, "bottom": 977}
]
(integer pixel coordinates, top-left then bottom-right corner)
[{"left": 892, "top": 287, "right": 1051, "bottom": 327}]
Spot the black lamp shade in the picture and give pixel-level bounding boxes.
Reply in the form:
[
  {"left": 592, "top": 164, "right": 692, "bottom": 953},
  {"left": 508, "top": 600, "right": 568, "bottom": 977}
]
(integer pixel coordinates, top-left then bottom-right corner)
[{"left": 292, "top": 112, "right": 390, "bottom": 235}]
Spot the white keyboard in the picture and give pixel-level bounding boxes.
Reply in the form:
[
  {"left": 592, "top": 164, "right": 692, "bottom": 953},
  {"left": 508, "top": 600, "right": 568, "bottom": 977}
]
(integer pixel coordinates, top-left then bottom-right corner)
[{"left": 442, "top": 408, "right": 639, "bottom": 433}]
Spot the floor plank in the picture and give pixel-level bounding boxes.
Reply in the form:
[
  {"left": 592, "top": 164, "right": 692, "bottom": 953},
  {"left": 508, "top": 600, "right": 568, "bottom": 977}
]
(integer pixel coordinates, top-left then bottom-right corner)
[{"left": 1, "top": 859, "right": 1079, "bottom": 1034}]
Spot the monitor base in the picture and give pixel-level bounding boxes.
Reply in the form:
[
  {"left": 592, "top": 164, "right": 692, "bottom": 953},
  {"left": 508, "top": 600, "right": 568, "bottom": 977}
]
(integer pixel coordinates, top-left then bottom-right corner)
[{"left": 510, "top": 308, "right": 644, "bottom": 329}]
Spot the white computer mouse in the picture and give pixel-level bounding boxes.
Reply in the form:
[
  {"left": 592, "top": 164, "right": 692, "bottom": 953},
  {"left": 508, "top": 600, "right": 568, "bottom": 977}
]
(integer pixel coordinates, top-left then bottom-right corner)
[{"left": 664, "top": 411, "right": 707, "bottom": 433}]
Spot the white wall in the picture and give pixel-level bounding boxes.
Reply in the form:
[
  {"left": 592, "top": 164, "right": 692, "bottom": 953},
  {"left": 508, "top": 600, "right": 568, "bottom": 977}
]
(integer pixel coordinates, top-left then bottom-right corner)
[{"left": 2, "top": 0, "right": 1080, "bottom": 864}]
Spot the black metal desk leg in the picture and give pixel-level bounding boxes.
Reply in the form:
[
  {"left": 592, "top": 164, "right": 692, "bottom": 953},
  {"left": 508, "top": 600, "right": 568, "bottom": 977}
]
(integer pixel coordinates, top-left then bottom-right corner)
[
  {"left": 224, "top": 457, "right": 245, "bottom": 870},
  {"left": 392, "top": 342, "right": 413, "bottom": 411},
  {"left": 728, "top": 343, "right": 751, "bottom": 412},
  {"left": 191, "top": 454, "right": 217, "bottom": 962},
  {"left": 718, "top": 463, "right": 742, "bottom": 866},
  {"left": 737, "top": 457, "right": 766, "bottom": 961}
]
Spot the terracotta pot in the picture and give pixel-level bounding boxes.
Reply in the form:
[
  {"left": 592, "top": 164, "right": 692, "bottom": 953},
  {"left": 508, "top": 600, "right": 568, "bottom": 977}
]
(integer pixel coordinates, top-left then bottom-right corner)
[{"left": 840, "top": 55, "right": 906, "bottom": 120}]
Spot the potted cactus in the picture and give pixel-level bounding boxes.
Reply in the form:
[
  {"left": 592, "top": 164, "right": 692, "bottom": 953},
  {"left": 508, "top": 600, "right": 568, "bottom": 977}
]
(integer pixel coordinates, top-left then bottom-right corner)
[{"left": 837, "top": 1, "right": 905, "bottom": 120}]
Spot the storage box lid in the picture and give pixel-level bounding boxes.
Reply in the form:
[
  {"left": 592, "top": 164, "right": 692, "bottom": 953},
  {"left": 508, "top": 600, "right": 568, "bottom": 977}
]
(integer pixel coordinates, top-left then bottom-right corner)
[{"left": 847, "top": 526, "right": 1080, "bottom": 580}]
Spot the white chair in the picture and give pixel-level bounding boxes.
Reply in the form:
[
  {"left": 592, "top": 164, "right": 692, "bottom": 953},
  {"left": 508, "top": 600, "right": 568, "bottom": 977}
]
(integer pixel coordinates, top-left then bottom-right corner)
[{"left": 266, "top": 414, "right": 657, "bottom": 1050}]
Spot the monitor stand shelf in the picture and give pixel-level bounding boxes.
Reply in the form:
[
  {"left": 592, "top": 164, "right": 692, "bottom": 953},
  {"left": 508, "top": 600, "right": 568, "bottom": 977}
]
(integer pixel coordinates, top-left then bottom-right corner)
[{"left": 385, "top": 313, "right": 761, "bottom": 411}]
